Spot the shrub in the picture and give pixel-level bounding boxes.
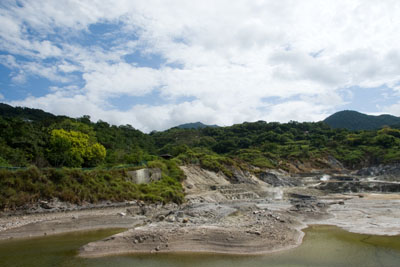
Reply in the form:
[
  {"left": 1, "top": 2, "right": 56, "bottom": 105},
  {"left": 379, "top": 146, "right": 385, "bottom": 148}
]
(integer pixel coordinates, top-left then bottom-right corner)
[{"left": 0, "top": 164, "right": 185, "bottom": 210}]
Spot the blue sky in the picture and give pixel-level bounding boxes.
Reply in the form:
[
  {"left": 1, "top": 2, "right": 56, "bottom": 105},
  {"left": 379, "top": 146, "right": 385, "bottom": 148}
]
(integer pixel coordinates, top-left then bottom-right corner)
[{"left": 1, "top": 0, "right": 400, "bottom": 132}]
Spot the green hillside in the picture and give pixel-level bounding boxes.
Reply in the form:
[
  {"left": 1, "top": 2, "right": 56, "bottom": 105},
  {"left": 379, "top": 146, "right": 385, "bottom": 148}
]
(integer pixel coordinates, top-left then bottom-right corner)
[
  {"left": 324, "top": 110, "right": 400, "bottom": 130},
  {"left": 2, "top": 104, "right": 400, "bottom": 209},
  {"left": 0, "top": 103, "right": 57, "bottom": 122}
]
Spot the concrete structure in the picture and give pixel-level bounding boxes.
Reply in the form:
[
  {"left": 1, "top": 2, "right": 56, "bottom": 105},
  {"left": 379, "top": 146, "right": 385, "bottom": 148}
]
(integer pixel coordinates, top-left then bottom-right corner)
[{"left": 126, "top": 168, "right": 162, "bottom": 184}]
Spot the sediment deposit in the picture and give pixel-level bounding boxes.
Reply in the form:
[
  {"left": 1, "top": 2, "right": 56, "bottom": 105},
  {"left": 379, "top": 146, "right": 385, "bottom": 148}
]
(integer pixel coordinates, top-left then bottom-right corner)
[{"left": 1, "top": 165, "right": 400, "bottom": 257}]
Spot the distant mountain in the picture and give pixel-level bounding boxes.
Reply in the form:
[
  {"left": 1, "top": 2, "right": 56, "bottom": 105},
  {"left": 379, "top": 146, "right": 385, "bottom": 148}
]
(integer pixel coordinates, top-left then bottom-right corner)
[
  {"left": 175, "top": 122, "right": 219, "bottom": 129},
  {"left": 0, "top": 103, "right": 56, "bottom": 121},
  {"left": 324, "top": 110, "right": 400, "bottom": 130}
]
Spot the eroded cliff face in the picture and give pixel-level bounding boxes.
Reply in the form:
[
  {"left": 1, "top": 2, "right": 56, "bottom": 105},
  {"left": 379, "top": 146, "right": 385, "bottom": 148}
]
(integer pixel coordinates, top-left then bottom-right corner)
[{"left": 182, "top": 162, "right": 400, "bottom": 202}]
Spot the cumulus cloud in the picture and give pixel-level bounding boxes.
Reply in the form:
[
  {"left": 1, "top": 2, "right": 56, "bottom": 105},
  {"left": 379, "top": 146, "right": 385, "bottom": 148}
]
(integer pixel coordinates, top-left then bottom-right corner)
[
  {"left": 83, "top": 63, "right": 162, "bottom": 101},
  {"left": 2, "top": 0, "right": 400, "bottom": 131}
]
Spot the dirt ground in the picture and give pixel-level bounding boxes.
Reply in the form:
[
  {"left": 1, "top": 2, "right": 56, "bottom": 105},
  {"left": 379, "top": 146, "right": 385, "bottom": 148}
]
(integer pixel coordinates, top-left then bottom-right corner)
[{"left": 1, "top": 165, "right": 400, "bottom": 257}]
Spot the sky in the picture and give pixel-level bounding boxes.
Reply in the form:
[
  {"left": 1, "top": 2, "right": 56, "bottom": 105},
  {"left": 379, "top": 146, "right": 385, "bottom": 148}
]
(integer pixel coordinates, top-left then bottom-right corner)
[{"left": 1, "top": 0, "right": 400, "bottom": 132}]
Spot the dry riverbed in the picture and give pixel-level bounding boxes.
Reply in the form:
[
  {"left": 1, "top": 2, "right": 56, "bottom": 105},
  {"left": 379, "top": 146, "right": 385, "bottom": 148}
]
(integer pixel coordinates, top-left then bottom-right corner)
[{"left": 1, "top": 166, "right": 400, "bottom": 257}]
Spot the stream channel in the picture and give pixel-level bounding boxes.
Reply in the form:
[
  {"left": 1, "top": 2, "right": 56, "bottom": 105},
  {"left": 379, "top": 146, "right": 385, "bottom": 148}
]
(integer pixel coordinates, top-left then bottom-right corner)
[{"left": 0, "top": 225, "right": 399, "bottom": 267}]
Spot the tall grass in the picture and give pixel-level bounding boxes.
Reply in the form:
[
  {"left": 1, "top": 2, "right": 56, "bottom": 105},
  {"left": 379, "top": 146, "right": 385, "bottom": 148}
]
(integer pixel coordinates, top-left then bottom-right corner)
[{"left": 0, "top": 160, "right": 184, "bottom": 210}]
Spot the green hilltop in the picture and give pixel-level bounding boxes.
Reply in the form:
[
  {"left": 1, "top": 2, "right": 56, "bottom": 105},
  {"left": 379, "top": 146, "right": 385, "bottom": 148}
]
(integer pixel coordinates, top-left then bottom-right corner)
[
  {"left": 175, "top": 122, "right": 219, "bottom": 129},
  {"left": 324, "top": 110, "right": 400, "bottom": 131}
]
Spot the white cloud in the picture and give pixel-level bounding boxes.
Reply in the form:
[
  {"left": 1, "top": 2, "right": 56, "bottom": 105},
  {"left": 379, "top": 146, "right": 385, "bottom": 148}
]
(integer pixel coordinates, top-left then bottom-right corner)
[
  {"left": 0, "top": 55, "right": 19, "bottom": 69},
  {"left": 383, "top": 103, "right": 400, "bottom": 117},
  {"left": 3, "top": 0, "right": 400, "bottom": 131},
  {"left": 58, "top": 62, "right": 80, "bottom": 73},
  {"left": 267, "top": 101, "right": 330, "bottom": 123},
  {"left": 83, "top": 63, "right": 162, "bottom": 101},
  {"left": 11, "top": 71, "right": 26, "bottom": 84}
]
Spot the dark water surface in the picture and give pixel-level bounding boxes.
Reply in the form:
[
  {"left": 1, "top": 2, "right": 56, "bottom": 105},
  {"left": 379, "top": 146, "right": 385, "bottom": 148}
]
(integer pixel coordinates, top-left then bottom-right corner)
[{"left": 0, "top": 225, "right": 399, "bottom": 267}]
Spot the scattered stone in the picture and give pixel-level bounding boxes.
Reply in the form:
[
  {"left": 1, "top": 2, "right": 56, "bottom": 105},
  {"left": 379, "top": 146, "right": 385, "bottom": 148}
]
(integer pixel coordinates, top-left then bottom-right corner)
[
  {"left": 39, "top": 200, "right": 52, "bottom": 209},
  {"left": 126, "top": 206, "right": 142, "bottom": 215},
  {"left": 186, "top": 184, "right": 193, "bottom": 189},
  {"left": 246, "top": 230, "right": 261, "bottom": 236},
  {"left": 166, "top": 216, "right": 176, "bottom": 223}
]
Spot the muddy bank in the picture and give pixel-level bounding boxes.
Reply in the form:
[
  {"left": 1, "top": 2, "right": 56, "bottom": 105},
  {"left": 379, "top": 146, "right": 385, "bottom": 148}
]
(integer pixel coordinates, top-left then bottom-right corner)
[
  {"left": 0, "top": 199, "right": 179, "bottom": 240},
  {"left": 2, "top": 165, "right": 400, "bottom": 257},
  {"left": 2, "top": 193, "right": 399, "bottom": 257},
  {"left": 78, "top": 165, "right": 400, "bottom": 257},
  {"left": 79, "top": 200, "right": 303, "bottom": 257},
  {"left": 0, "top": 205, "right": 143, "bottom": 240},
  {"left": 80, "top": 224, "right": 302, "bottom": 257},
  {"left": 319, "top": 195, "right": 400, "bottom": 236},
  {"left": 78, "top": 194, "right": 400, "bottom": 257}
]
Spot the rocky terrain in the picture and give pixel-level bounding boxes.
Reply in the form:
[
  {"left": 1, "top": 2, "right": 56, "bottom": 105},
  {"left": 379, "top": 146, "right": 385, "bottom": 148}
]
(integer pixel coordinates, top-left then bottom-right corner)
[{"left": 1, "top": 164, "right": 400, "bottom": 257}]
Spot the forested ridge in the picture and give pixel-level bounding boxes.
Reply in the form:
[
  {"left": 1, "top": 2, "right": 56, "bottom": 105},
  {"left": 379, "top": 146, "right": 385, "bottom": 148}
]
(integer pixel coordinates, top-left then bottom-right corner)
[
  {"left": 324, "top": 110, "right": 400, "bottom": 130},
  {"left": 2, "top": 103, "right": 400, "bottom": 209}
]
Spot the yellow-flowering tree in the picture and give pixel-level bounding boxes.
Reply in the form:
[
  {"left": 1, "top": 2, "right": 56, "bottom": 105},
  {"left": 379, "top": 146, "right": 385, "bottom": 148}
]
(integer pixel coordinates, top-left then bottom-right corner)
[{"left": 48, "top": 129, "right": 106, "bottom": 167}]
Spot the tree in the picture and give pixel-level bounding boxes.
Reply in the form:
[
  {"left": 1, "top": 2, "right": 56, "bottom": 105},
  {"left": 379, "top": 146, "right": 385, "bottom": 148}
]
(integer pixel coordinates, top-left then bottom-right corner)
[
  {"left": 48, "top": 129, "right": 106, "bottom": 167},
  {"left": 373, "top": 134, "right": 396, "bottom": 148},
  {"left": 86, "top": 143, "right": 107, "bottom": 166}
]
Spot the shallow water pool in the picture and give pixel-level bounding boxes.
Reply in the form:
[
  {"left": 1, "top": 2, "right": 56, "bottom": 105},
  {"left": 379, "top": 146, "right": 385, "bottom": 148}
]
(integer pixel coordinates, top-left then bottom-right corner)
[{"left": 0, "top": 225, "right": 399, "bottom": 267}]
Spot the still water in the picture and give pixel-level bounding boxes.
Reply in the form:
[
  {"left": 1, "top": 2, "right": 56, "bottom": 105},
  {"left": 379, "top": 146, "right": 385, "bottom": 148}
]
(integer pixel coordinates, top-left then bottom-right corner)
[{"left": 0, "top": 225, "right": 399, "bottom": 267}]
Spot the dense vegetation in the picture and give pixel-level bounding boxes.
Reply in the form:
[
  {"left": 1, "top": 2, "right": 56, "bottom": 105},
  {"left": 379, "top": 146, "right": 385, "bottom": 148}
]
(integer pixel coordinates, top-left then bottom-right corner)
[
  {"left": 153, "top": 120, "right": 400, "bottom": 172},
  {"left": 0, "top": 106, "right": 156, "bottom": 168},
  {"left": 324, "top": 110, "right": 400, "bottom": 130},
  {"left": 2, "top": 103, "right": 400, "bottom": 209},
  {"left": 0, "top": 160, "right": 185, "bottom": 210},
  {"left": 0, "top": 104, "right": 179, "bottom": 209}
]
